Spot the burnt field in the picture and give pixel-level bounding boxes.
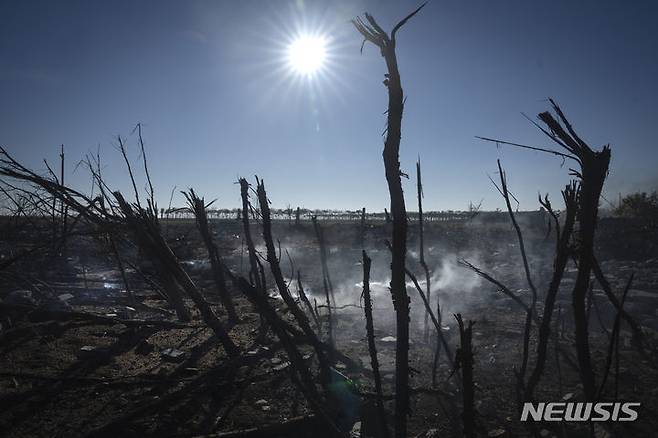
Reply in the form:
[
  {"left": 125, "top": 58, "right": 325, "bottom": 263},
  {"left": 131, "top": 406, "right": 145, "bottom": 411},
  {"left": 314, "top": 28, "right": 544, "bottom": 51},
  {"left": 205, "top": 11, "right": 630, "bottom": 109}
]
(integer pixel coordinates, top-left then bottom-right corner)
[
  {"left": 1, "top": 214, "right": 657, "bottom": 438},
  {"left": 2, "top": 4, "right": 658, "bottom": 437}
]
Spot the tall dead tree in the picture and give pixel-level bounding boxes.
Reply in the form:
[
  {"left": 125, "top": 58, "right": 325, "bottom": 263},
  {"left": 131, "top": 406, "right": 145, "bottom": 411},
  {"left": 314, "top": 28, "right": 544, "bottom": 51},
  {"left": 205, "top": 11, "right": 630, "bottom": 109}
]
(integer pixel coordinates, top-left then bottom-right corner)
[
  {"left": 352, "top": 4, "right": 425, "bottom": 436},
  {"left": 536, "top": 100, "right": 611, "bottom": 400},
  {"left": 478, "top": 99, "right": 613, "bottom": 400}
]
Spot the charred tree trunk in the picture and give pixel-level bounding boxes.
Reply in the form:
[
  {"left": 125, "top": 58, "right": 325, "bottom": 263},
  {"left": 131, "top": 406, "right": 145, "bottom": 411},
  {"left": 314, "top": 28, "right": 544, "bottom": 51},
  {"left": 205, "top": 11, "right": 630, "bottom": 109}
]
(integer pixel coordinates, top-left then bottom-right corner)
[
  {"left": 455, "top": 313, "right": 475, "bottom": 438},
  {"left": 598, "top": 273, "right": 634, "bottom": 399},
  {"left": 431, "top": 300, "right": 441, "bottom": 387},
  {"left": 256, "top": 180, "right": 331, "bottom": 378},
  {"left": 238, "top": 179, "right": 264, "bottom": 294},
  {"left": 153, "top": 236, "right": 239, "bottom": 356},
  {"left": 312, "top": 216, "right": 335, "bottom": 346},
  {"left": 360, "top": 207, "right": 366, "bottom": 247},
  {"left": 592, "top": 256, "right": 644, "bottom": 347},
  {"left": 374, "top": 35, "right": 412, "bottom": 436},
  {"left": 59, "top": 144, "right": 68, "bottom": 249},
  {"left": 51, "top": 191, "right": 58, "bottom": 248},
  {"left": 239, "top": 178, "right": 267, "bottom": 335},
  {"left": 227, "top": 272, "right": 339, "bottom": 434},
  {"left": 159, "top": 269, "right": 191, "bottom": 321},
  {"left": 114, "top": 192, "right": 239, "bottom": 357},
  {"left": 416, "top": 159, "right": 433, "bottom": 343},
  {"left": 184, "top": 189, "right": 238, "bottom": 323},
  {"left": 109, "top": 233, "right": 136, "bottom": 306},
  {"left": 352, "top": 6, "right": 425, "bottom": 436},
  {"left": 475, "top": 101, "right": 614, "bottom": 402},
  {"left": 494, "top": 160, "right": 538, "bottom": 389},
  {"left": 116, "top": 197, "right": 190, "bottom": 322},
  {"left": 384, "top": 239, "right": 454, "bottom": 372},
  {"left": 570, "top": 156, "right": 609, "bottom": 400},
  {"left": 362, "top": 250, "right": 389, "bottom": 438},
  {"left": 322, "top": 276, "right": 333, "bottom": 349},
  {"left": 297, "top": 271, "right": 320, "bottom": 331},
  {"left": 525, "top": 184, "right": 578, "bottom": 400},
  {"left": 537, "top": 101, "right": 612, "bottom": 400}
]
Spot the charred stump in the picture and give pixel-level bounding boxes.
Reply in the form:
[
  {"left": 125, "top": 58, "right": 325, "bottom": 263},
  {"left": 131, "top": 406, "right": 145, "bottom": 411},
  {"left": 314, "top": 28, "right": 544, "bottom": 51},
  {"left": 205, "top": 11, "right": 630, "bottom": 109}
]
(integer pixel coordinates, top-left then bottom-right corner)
[{"left": 454, "top": 313, "right": 475, "bottom": 438}]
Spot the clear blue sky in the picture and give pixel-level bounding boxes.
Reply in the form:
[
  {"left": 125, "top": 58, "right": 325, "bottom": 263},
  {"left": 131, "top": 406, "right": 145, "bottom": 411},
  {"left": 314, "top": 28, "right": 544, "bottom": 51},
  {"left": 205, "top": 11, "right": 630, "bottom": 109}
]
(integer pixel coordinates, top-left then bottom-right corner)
[{"left": 1, "top": 0, "right": 657, "bottom": 211}]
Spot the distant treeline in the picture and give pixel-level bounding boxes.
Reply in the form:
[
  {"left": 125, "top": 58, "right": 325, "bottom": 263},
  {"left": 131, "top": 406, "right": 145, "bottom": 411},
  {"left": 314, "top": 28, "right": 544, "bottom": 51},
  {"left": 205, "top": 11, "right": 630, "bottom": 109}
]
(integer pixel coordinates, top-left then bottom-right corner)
[{"left": 147, "top": 207, "right": 549, "bottom": 223}]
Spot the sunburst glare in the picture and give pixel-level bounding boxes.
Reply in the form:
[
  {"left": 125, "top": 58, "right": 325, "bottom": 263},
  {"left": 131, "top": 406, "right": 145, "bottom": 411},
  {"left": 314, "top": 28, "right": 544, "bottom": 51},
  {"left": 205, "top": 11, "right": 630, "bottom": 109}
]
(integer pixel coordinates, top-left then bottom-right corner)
[
  {"left": 287, "top": 35, "right": 327, "bottom": 75},
  {"left": 235, "top": 2, "right": 364, "bottom": 122}
]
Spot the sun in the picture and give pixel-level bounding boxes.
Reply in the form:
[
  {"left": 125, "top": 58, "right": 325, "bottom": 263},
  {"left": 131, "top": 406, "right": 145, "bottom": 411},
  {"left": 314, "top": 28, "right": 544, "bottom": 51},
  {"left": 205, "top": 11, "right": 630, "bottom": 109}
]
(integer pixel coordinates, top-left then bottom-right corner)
[{"left": 287, "top": 35, "right": 327, "bottom": 75}]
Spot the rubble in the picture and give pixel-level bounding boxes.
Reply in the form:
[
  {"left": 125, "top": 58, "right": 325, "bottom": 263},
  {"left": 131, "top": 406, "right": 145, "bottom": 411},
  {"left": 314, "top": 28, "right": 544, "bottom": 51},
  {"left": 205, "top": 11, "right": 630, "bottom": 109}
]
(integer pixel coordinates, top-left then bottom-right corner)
[{"left": 161, "top": 348, "right": 186, "bottom": 362}]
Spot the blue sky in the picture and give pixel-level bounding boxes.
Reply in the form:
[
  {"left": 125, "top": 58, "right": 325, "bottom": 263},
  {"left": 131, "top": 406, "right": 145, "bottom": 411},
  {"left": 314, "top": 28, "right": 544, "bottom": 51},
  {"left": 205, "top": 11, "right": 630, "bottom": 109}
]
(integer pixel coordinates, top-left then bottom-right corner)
[{"left": 1, "top": 0, "right": 657, "bottom": 211}]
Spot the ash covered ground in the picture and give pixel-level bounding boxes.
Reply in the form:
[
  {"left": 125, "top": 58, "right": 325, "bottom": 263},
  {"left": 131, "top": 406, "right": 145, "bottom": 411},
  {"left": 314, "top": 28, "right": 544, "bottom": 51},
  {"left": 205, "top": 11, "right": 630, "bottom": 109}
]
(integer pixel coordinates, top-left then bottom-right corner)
[{"left": 1, "top": 215, "right": 657, "bottom": 437}]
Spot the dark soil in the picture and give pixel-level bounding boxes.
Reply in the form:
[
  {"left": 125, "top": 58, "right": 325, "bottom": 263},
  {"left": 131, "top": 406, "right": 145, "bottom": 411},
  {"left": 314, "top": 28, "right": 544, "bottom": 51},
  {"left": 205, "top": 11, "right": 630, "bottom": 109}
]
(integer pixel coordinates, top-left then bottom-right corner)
[{"left": 1, "top": 216, "right": 657, "bottom": 437}]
